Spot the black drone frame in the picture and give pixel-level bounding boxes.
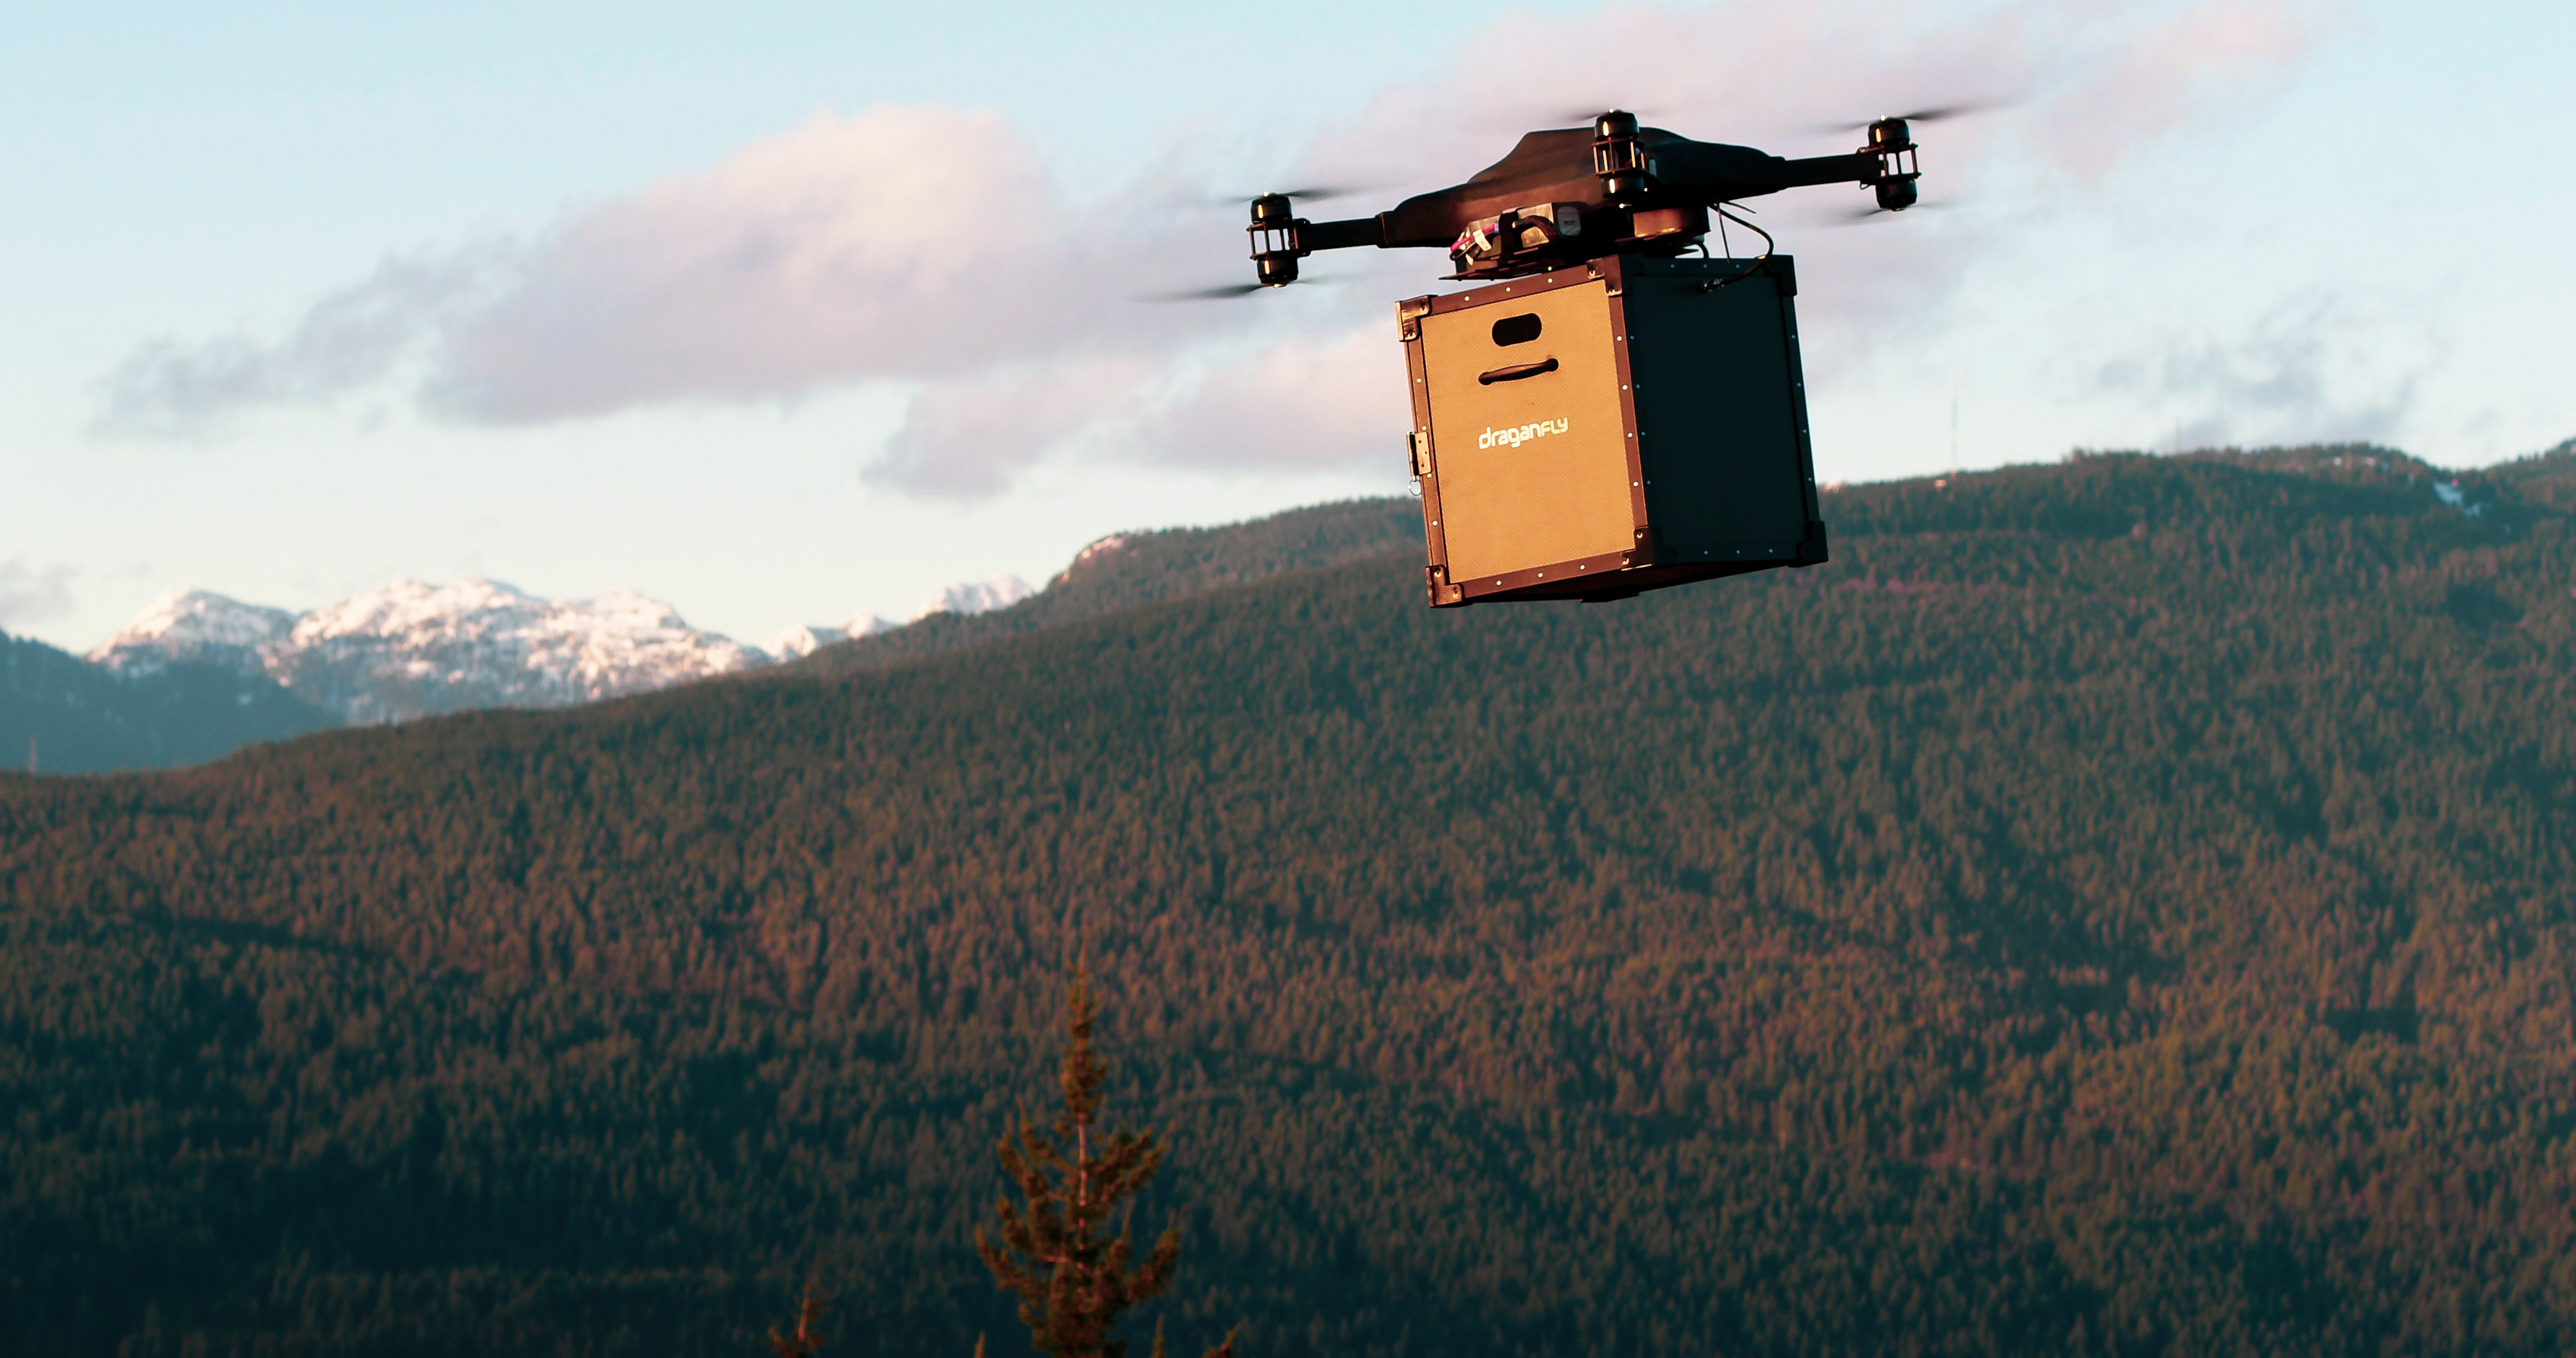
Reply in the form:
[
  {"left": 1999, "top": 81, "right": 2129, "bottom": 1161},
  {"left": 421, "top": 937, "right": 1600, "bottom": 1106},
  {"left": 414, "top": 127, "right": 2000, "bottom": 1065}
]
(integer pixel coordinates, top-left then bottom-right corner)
[{"left": 1246, "top": 111, "right": 1921, "bottom": 286}]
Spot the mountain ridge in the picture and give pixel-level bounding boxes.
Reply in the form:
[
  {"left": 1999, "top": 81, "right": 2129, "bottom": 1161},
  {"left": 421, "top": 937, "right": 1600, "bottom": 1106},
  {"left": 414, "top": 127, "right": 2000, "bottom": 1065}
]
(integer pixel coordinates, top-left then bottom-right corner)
[
  {"left": 6, "top": 443, "right": 2573, "bottom": 1354},
  {"left": 778, "top": 496, "right": 1424, "bottom": 677},
  {"left": 67, "top": 492, "right": 1426, "bottom": 748},
  {"left": 766, "top": 575, "right": 1036, "bottom": 659},
  {"left": 23, "top": 445, "right": 2540, "bottom": 773},
  {"left": 90, "top": 577, "right": 772, "bottom": 725},
  {"left": 0, "top": 626, "right": 333, "bottom": 775}
]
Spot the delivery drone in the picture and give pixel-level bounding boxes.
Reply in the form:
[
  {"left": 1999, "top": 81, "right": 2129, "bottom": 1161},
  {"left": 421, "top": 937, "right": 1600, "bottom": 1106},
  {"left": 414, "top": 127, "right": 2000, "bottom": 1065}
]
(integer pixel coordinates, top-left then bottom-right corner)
[
  {"left": 1233, "top": 111, "right": 1928, "bottom": 289},
  {"left": 1221, "top": 111, "right": 1936, "bottom": 608}
]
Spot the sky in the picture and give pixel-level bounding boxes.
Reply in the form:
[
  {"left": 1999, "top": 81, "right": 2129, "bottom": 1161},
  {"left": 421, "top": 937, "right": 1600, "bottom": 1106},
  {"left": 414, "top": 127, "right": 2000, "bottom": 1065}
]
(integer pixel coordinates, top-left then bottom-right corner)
[{"left": 4, "top": 0, "right": 2571, "bottom": 654}]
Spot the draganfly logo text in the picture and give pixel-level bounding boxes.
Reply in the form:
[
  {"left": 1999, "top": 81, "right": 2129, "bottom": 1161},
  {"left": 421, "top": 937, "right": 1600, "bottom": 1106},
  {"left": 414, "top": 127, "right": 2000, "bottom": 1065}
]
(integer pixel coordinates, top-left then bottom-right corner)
[{"left": 1479, "top": 418, "right": 1570, "bottom": 449}]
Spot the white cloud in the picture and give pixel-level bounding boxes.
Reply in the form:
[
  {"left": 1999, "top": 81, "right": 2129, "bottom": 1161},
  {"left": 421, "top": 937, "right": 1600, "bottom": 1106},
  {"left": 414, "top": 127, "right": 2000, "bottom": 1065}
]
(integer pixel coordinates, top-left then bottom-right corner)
[
  {"left": 428, "top": 107, "right": 1174, "bottom": 423},
  {"left": 96, "top": 250, "right": 500, "bottom": 438},
  {"left": 0, "top": 560, "right": 77, "bottom": 631},
  {"left": 93, "top": 0, "right": 2340, "bottom": 493},
  {"left": 97, "top": 106, "right": 1230, "bottom": 443},
  {"left": 2093, "top": 290, "right": 2445, "bottom": 448},
  {"left": 1133, "top": 326, "right": 1409, "bottom": 473},
  {"left": 872, "top": 357, "right": 1158, "bottom": 497},
  {"left": 2039, "top": 2, "right": 2336, "bottom": 177}
]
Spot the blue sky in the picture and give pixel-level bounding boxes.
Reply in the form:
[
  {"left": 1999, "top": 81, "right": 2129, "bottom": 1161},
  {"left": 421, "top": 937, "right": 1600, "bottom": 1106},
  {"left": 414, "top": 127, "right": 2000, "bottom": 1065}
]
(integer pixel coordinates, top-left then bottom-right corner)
[{"left": 4, "top": 0, "right": 2570, "bottom": 653}]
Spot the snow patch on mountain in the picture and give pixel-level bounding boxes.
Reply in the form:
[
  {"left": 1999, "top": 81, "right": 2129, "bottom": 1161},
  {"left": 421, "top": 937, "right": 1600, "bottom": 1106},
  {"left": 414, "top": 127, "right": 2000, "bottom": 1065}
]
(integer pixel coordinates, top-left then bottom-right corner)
[
  {"left": 1060, "top": 534, "right": 1132, "bottom": 579},
  {"left": 93, "top": 578, "right": 768, "bottom": 724},
  {"left": 770, "top": 575, "right": 1033, "bottom": 659},
  {"left": 95, "top": 566, "right": 1048, "bottom": 715},
  {"left": 915, "top": 575, "right": 1034, "bottom": 619},
  {"left": 767, "top": 617, "right": 897, "bottom": 660},
  {"left": 91, "top": 590, "right": 296, "bottom": 674}
]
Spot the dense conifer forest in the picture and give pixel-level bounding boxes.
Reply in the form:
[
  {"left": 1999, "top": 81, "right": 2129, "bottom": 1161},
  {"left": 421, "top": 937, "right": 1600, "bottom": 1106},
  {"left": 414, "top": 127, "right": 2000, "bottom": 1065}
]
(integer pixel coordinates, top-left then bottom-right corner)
[{"left": 4, "top": 445, "right": 2574, "bottom": 1356}]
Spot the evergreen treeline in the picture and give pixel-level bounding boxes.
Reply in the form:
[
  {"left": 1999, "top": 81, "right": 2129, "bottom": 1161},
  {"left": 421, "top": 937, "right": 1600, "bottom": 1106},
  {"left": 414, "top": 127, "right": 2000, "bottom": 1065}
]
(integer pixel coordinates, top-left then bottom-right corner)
[
  {"left": 789, "top": 497, "right": 1422, "bottom": 676},
  {"left": 4, "top": 446, "right": 2574, "bottom": 1356}
]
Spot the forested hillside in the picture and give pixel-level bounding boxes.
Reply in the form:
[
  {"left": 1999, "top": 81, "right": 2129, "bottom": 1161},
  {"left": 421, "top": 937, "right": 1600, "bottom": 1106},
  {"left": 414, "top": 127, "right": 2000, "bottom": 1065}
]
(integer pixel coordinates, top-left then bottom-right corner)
[
  {"left": 0, "top": 629, "right": 332, "bottom": 774},
  {"left": 0, "top": 500, "right": 1421, "bottom": 777},
  {"left": 788, "top": 497, "right": 1421, "bottom": 675},
  {"left": 4, "top": 445, "right": 2574, "bottom": 1357}
]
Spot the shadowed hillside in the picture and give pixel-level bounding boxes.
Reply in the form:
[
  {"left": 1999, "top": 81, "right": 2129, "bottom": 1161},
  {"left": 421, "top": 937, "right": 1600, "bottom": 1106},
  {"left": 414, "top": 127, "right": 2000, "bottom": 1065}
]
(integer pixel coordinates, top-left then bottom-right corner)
[
  {"left": 0, "top": 629, "right": 334, "bottom": 774},
  {"left": 4, "top": 445, "right": 2575, "bottom": 1356}
]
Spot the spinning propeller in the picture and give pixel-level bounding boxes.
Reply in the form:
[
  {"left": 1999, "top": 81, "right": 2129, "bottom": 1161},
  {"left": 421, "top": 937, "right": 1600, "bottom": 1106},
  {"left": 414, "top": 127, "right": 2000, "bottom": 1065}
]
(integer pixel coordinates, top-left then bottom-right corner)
[
  {"left": 1207, "top": 185, "right": 1370, "bottom": 206},
  {"left": 1804, "top": 102, "right": 1999, "bottom": 135}
]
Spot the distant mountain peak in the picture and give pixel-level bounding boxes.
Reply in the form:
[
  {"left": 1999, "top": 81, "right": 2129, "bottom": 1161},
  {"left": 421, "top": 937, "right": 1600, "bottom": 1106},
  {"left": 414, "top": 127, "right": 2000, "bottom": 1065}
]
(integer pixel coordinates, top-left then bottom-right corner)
[
  {"left": 92, "top": 567, "right": 1058, "bottom": 715},
  {"left": 1054, "top": 534, "right": 1134, "bottom": 588},
  {"left": 89, "top": 590, "right": 294, "bottom": 671},
  {"left": 912, "top": 576, "right": 1033, "bottom": 621},
  {"left": 91, "top": 578, "right": 767, "bottom": 724},
  {"left": 291, "top": 577, "right": 546, "bottom": 644},
  {"left": 767, "top": 619, "right": 897, "bottom": 661},
  {"left": 770, "top": 575, "right": 1034, "bottom": 660}
]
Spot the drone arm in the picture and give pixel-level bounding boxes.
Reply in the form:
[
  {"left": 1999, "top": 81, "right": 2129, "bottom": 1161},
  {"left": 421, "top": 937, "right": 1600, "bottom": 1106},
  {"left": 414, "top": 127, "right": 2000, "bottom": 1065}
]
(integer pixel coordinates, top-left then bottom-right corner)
[
  {"left": 1247, "top": 201, "right": 1391, "bottom": 285},
  {"left": 1301, "top": 217, "right": 1386, "bottom": 251},
  {"left": 1777, "top": 153, "right": 1880, "bottom": 189},
  {"left": 1785, "top": 120, "right": 1921, "bottom": 210},
  {"left": 1672, "top": 150, "right": 1913, "bottom": 211}
]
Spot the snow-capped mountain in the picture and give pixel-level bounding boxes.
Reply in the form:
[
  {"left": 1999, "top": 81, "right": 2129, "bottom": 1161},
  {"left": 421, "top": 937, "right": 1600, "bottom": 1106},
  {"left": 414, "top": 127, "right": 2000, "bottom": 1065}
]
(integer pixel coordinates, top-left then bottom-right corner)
[
  {"left": 93, "top": 578, "right": 770, "bottom": 725},
  {"left": 767, "top": 575, "right": 1033, "bottom": 660},
  {"left": 97, "top": 591, "right": 297, "bottom": 673},
  {"left": 766, "top": 618, "right": 894, "bottom": 661},
  {"left": 919, "top": 577, "right": 1035, "bottom": 617},
  {"left": 93, "top": 569, "right": 1045, "bottom": 719}
]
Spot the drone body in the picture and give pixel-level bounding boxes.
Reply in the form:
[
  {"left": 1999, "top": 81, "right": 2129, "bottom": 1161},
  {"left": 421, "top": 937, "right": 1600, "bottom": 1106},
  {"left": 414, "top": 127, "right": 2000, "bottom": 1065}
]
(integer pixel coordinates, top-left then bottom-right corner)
[
  {"left": 1251, "top": 111, "right": 1921, "bottom": 285},
  {"left": 1238, "top": 111, "right": 1924, "bottom": 605}
]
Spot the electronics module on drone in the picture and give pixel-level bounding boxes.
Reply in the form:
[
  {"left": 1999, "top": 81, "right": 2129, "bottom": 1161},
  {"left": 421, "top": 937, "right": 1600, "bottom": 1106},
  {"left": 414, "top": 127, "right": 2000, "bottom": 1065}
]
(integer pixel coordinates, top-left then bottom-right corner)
[{"left": 1208, "top": 110, "right": 1940, "bottom": 608}]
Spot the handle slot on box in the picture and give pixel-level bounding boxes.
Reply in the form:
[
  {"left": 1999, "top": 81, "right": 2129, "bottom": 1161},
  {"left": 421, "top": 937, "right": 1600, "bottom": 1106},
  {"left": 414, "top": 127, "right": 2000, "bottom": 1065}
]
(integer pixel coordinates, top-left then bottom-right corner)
[{"left": 1477, "top": 357, "right": 1559, "bottom": 385}]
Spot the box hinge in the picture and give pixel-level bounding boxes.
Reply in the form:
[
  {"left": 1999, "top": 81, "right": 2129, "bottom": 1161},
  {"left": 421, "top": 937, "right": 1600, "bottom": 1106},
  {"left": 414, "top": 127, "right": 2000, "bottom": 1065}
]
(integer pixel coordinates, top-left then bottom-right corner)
[{"left": 1396, "top": 295, "right": 1432, "bottom": 342}]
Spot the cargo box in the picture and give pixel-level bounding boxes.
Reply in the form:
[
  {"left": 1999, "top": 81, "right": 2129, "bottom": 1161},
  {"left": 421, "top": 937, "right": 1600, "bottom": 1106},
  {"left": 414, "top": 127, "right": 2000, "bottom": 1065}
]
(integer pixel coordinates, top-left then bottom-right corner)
[{"left": 1399, "top": 253, "right": 1829, "bottom": 605}]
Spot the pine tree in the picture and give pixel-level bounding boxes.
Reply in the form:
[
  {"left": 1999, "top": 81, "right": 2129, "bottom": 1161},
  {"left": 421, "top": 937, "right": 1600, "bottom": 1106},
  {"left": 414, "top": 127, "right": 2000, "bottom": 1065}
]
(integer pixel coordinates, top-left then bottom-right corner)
[
  {"left": 767, "top": 1283, "right": 826, "bottom": 1358},
  {"left": 976, "top": 968, "right": 1230, "bottom": 1358}
]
